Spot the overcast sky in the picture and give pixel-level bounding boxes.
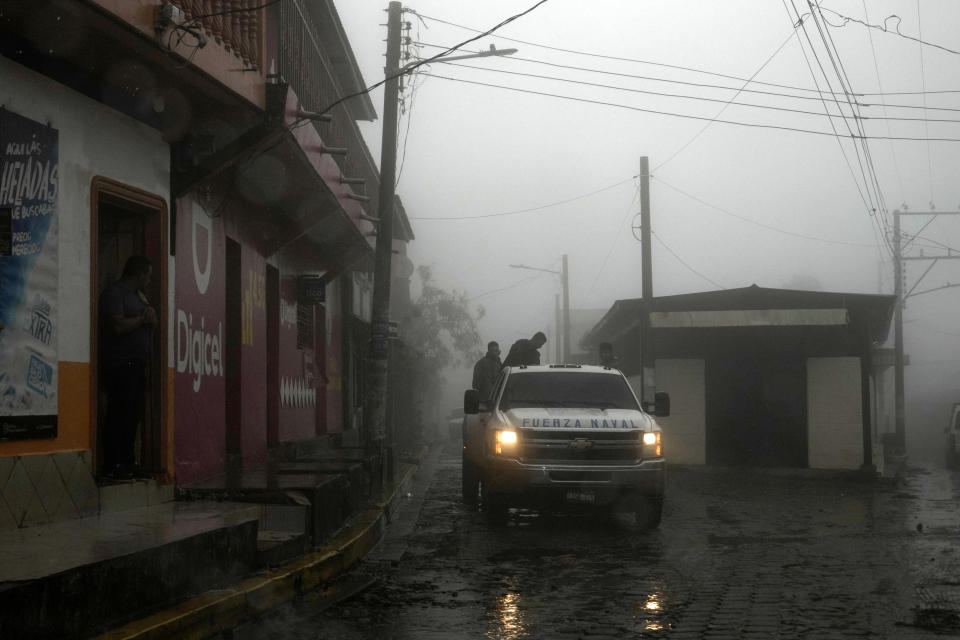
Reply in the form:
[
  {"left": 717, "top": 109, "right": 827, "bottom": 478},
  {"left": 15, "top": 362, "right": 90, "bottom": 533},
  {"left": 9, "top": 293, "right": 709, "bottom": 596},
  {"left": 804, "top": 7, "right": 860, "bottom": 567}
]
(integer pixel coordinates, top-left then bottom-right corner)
[{"left": 332, "top": 0, "right": 960, "bottom": 430}]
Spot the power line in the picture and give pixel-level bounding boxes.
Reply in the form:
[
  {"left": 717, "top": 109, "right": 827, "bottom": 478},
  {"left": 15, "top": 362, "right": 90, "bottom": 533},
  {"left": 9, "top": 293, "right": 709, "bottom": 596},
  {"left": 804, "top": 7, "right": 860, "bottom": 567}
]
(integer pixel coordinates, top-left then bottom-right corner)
[
  {"left": 655, "top": 27, "right": 800, "bottom": 172},
  {"left": 582, "top": 179, "right": 641, "bottom": 305},
  {"left": 409, "top": 175, "right": 638, "bottom": 220},
  {"left": 434, "top": 59, "right": 960, "bottom": 126},
  {"left": 917, "top": 1, "right": 934, "bottom": 204},
  {"left": 652, "top": 231, "right": 725, "bottom": 290},
  {"left": 415, "top": 41, "right": 960, "bottom": 115},
  {"left": 317, "top": 0, "right": 553, "bottom": 116},
  {"left": 811, "top": 2, "right": 891, "bottom": 219},
  {"left": 413, "top": 10, "right": 960, "bottom": 98},
  {"left": 818, "top": 6, "right": 960, "bottom": 56},
  {"left": 653, "top": 176, "right": 879, "bottom": 248},
  {"left": 863, "top": 0, "right": 906, "bottom": 205},
  {"left": 417, "top": 72, "right": 960, "bottom": 143}
]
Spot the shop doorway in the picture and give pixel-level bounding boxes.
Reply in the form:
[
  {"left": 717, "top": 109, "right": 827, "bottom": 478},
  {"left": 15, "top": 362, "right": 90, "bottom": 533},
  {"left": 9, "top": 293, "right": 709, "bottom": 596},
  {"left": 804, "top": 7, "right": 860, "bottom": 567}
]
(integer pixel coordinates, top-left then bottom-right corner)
[
  {"left": 90, "top": 178, "right": 167, "bottom": 480},
  {"left": 705, "top": 355, "right": 807, "bottom": 467},
  {"left": 225, "top": 238, "right": 242, "bottom": 470}
]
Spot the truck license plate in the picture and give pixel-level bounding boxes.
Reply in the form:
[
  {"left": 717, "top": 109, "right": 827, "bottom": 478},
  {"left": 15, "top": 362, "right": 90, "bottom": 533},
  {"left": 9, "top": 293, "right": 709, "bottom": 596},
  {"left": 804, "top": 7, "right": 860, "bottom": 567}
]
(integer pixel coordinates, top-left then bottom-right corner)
[{"left": 566, "top": 489, "right": 596, "bottom": 504}]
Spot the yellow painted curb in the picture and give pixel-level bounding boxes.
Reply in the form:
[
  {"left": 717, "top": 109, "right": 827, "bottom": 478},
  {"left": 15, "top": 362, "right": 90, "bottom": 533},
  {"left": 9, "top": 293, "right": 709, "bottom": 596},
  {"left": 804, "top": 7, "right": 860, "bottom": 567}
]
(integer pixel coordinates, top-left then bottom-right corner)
[{"left": 92, "top": 462, "right": 419, "bottom": 640}]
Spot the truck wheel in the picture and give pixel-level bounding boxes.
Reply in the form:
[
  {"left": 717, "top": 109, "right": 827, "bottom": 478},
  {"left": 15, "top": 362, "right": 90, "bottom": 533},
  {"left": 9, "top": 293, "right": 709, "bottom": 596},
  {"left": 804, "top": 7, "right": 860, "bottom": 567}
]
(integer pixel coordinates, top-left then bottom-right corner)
[
  {"left": 461, "top": 451, "right": 480, "bottom": 504},
  {"left": 635, "top": 496, "right": 663, "bottom": 529},
  {"left": 947, "top": 436, "right": 958, "bottom": 470},
  {"left": 482, "top": 484, "right": 508, "bottom": 525}
]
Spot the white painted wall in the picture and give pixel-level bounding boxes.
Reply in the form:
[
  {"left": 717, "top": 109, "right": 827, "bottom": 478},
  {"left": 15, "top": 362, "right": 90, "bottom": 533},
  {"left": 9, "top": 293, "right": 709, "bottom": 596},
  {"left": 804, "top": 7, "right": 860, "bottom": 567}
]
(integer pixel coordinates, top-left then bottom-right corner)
[
  {"left": 1, "top": 56, "right": 171, "bottom": 364},
  {"left": 807, "top": 357, "right": 863, "bottom": 469},
  {"left": 629, "top": 359, "right": 706, "bottom": 465}
]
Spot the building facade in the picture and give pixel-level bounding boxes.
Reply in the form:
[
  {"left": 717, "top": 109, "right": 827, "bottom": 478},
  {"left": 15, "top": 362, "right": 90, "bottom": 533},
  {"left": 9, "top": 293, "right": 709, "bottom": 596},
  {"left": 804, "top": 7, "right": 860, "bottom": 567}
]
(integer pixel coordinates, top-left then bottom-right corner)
[
  {"left": 583, "top": 286, "right": 896, "bottom": 471},
  {"left": 0, "top": 0, "right": 409, "bottom": 527}
]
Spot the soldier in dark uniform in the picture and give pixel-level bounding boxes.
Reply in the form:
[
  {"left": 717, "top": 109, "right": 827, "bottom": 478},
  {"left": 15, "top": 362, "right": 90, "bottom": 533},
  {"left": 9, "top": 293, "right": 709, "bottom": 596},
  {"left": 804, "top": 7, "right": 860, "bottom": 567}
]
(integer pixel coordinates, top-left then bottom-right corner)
[
  {"left": 472, "top": 341, "right": 502, "bottom": 401},
  {"left": 503, "top": 331, "right": 547, "bottom": 367}
]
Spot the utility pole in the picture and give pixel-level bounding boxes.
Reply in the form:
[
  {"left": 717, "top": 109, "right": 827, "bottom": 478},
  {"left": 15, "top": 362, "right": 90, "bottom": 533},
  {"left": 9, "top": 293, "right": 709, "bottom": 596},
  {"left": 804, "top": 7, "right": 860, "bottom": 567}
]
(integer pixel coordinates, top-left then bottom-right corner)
[
  {"left": 892, "top": 210, "right": 904, "bottom": 453},
  {"left": 639, "top": 156, "right": 654, "bottom": 405},
  {"left": 893, "top": 207, "right": 960, "bottom": 454},
  {"left": 363, "top": 1, "right": 402, "bottom": 474},
  {"left": 363, "top": 4, "right": 516, "bottom": 473},
  {"left": 562, "top": 254, "right": 570, "bottom": 362},
  {"left": 554, "top": 294, "right": 561, "bottom": 362}
]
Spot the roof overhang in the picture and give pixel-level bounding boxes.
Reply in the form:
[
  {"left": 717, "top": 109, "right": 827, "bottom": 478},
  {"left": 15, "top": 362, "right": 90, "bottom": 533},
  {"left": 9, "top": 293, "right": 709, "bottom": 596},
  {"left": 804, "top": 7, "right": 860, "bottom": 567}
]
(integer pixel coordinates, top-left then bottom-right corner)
[{"left": 584, "top": 286, "right": 896, "bottom": 347}]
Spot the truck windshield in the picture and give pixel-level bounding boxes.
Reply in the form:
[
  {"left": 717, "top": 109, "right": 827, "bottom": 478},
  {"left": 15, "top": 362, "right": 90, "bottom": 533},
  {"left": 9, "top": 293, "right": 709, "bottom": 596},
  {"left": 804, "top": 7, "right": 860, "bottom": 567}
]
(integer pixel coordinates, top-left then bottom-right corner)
[{"left": 499, "top": 372, "right": 641, "bottom": 411}]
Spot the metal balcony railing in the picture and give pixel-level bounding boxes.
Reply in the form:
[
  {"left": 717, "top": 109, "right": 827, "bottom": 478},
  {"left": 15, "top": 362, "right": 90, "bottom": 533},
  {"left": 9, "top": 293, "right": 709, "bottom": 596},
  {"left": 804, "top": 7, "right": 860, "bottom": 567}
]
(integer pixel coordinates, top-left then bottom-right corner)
[
  {"left": 277, "top": 0, "right": 374, "bottom": 187},
  {"left": 171, "top": 0, "right": 262, "bottom": 69}
]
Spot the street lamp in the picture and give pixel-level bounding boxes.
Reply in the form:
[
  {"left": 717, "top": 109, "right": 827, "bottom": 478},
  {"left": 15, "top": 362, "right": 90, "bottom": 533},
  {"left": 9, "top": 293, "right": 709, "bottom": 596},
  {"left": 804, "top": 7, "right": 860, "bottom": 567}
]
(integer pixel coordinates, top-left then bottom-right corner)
[{"left": 509, "top": 254, "right": 570, "bottom": 362}]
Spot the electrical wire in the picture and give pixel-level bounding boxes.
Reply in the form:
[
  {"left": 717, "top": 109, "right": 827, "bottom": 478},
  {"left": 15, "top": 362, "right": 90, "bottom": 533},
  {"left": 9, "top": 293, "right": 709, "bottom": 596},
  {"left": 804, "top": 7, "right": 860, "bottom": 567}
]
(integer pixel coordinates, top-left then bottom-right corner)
[
  {"left": 811, "top": 2, "right": 890, "bottom": 218},
  {"left": 917, "top": 1, "right": 934, "bottom": 205},
  {"left": 436, "top": 60, "right": 960, "bottom": 126},
  {"left": 414, "top": 41, "right": 960, "bottom": 116},
  {"left": 818, "top": 5, "right": 960, "bottom": 56},
  {"left": 581, "top": 179, "right": 641, "bottom": 306},
  {"left": 416, "top": 72, "right": 960, "bottom": 143},
  {"left": 317, "top": 0, "right": 553, "bottom": 117},
  {"left": 653, "top": 176, "right": 879, "bottom": 248},
  {"left": 655, "top": 27, "right": 799, "bottom": 172},
  {"left": 413, "top": 10, "right": 894, "bottom": 98},
  {"left": 862, "top": 0, "right": 906, "bottom": 206},
  {"left": 409, "top": 175, "right": 638, "bottom": 220},
  {"left": 652, "top": 231, "right": 725, "bottom": 290},
  {"left": 417, "top": 41, "right": 960, "bottom": 111}
]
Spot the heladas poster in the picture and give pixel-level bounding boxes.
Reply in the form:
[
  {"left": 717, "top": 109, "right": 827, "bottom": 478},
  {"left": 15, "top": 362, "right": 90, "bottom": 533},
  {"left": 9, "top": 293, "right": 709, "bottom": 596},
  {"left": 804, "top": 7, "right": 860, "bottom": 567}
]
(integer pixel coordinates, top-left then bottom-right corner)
[{"left": 0, "top": 108, "right": 59, "bottom": 440}]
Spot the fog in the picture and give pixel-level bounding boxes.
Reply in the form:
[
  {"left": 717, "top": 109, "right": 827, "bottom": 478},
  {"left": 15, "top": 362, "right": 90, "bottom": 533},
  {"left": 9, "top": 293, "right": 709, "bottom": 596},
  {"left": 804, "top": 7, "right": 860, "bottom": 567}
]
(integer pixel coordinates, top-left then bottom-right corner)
[{"left": 332, "top": 1, "right": 960, "bottom": 459}]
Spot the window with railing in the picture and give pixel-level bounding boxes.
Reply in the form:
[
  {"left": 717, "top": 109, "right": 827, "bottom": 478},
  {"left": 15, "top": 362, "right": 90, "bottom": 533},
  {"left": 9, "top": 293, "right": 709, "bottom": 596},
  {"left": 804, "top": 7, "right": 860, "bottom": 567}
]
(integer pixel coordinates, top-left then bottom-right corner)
[
  {"left": 277, "top": 0, "right": 365, "bottom": 179},
  {"left": 169, "top": 0, "right": 262, "bottom": 69}
]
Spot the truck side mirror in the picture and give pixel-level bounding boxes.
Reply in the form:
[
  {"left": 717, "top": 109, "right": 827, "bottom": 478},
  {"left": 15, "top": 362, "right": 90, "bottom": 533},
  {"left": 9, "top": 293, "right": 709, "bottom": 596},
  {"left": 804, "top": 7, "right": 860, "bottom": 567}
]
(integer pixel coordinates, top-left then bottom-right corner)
[
  {"left": 653, "top": 391, "right": 670, "bottom": 417},
  {"left": 464, "top": 389, "right": 480, "bottom": 415}
]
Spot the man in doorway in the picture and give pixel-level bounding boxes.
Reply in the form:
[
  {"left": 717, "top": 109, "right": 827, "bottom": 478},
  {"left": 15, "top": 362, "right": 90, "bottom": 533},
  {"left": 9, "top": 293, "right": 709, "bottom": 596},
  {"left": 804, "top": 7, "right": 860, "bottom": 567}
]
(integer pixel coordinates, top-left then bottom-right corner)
[
  {"left": 503, "top": 331, "right": 547, "bottom": 368},
  {"left": 598, "top": 342, "right": 619, "bottom": 368},
  {"left": 472, "top": 341, "right": 501, "bottom": 401},
  {"left": 99, "top": 255, "right": 156, "bottom": 479}
]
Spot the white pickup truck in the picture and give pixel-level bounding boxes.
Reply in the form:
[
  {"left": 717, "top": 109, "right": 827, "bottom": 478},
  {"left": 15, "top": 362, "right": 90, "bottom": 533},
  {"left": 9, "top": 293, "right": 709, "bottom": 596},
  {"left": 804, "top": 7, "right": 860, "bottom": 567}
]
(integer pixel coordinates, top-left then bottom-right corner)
[{"left": 461, "top": 364, "right": 669, "bottom": 527}]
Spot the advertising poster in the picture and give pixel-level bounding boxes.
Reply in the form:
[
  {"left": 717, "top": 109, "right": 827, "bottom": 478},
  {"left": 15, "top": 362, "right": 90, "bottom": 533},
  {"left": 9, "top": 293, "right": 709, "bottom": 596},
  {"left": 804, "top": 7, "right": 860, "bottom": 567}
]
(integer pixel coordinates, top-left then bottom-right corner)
[{"left": 0, "top": 108, "right": 59, "bottom": 440}]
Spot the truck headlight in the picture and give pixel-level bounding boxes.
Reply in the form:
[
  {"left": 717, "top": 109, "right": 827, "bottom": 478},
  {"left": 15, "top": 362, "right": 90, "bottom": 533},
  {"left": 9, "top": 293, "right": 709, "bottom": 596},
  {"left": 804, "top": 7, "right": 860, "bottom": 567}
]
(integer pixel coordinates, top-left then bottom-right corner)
[
  {"left": 642, "top": 431, "right": 662, "bottom": 457},
  {"left": 495, "top": 429, "right": 518, "bottom": 455}
]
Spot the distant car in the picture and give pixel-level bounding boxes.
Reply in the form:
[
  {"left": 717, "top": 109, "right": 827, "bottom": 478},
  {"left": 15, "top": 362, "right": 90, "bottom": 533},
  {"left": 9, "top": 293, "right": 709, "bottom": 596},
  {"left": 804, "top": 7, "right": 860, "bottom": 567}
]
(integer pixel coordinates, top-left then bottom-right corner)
[
  {"left": 461, "top": 364, "right": 670, "bottom": 527},
  {"left": 946, "top": 403, "right": 960, "bottom": 469}
]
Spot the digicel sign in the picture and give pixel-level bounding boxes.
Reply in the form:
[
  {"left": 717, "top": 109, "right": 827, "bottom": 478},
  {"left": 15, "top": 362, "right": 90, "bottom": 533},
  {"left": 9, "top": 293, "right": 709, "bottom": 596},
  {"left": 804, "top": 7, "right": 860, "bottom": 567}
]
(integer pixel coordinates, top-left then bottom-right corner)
[{"left": 176, "top": 310, "right": 223, "bottom": 392}]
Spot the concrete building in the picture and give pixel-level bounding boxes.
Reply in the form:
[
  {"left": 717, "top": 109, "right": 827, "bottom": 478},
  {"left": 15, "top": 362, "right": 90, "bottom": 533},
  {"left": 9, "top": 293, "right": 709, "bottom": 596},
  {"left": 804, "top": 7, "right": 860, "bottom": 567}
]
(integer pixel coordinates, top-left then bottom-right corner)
[
  {"left": 0, "top": 0, "right": 411, "bottom": 528},
  {"left": 582, "top": 286, "right": 896, "bottom": 471}
]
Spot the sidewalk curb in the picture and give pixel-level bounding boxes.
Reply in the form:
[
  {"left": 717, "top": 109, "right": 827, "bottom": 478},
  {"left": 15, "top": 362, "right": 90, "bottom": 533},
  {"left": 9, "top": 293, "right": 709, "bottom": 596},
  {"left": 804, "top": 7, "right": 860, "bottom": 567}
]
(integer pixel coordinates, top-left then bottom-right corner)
[{"left": 91, "top": 460, "right": 420, "bottom": 640}]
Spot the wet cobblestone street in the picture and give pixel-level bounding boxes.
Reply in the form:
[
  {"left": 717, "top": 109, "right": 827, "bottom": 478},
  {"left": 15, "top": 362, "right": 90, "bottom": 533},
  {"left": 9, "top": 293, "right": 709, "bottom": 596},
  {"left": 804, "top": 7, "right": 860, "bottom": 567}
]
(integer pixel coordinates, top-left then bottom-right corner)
[{"left": 249, "top": 442, "right": 960, "bottom": 639}]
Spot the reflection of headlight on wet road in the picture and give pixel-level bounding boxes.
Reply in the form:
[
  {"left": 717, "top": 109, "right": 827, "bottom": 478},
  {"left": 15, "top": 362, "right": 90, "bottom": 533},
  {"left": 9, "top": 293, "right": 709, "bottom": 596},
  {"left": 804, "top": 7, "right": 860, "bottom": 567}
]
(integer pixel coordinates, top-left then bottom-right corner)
[
  {"left": 645, "top": 598, "right": 660, "bottom": 611},
  {"left": 489, "top": 591, "right": 525, "bottom": 639}
]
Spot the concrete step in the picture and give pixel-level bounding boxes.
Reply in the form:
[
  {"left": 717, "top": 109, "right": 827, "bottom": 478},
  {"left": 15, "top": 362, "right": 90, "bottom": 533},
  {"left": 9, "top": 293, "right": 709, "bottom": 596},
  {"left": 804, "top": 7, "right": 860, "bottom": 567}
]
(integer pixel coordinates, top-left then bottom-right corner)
[
  {"left": 0, "top": 501, "right": 260, "bottom": 640},
  {"left": 178, "top": 469, "right": 355, "bottom": 547},
  {"left": 98, "top": 476, "right": 175, "bottom": 513}
]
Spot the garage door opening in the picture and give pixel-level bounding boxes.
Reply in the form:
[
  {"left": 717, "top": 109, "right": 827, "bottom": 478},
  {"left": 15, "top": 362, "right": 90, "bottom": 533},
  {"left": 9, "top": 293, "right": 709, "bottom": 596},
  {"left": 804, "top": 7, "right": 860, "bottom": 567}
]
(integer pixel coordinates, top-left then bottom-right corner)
[{"left": 706, "top": 356, "right": 807, "bottom": 467}]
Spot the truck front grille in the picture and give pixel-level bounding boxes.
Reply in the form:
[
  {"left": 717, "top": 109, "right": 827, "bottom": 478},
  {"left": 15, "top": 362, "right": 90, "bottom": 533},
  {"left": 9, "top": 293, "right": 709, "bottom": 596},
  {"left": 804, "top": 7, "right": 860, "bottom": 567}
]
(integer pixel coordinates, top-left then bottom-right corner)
[{"left": 520, "top": 429, "right": 643, "bottom": 463}]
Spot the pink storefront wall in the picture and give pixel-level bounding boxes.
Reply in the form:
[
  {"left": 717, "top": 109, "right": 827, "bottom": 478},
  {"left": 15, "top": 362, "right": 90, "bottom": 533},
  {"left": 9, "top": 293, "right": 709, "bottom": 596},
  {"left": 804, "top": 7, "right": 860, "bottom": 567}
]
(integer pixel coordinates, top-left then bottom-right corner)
[
  {"left": 277, "top": 276, "right": 318, "bottom": 442},
  {"left": 174, "top": 198, "right": 226, "bottom": 485},
  {"left": 325, "top": 280, "right": 343, "bottom": 435}
]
